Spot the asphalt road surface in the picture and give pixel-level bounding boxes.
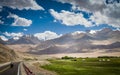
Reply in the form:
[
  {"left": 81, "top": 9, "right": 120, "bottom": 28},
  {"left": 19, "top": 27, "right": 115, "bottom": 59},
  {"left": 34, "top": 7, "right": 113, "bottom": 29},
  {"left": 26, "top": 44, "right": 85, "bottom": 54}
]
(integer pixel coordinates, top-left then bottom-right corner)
[{"left": 0, "top": 62, "right": 20, "bottom": 75}]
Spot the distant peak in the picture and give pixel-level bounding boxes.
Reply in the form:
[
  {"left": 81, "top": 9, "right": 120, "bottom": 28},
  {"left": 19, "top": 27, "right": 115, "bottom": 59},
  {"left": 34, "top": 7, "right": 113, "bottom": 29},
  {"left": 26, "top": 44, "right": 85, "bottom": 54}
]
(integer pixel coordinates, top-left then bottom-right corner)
[{"left": 101, "top": 28, "right": 112, "bottom": 32}]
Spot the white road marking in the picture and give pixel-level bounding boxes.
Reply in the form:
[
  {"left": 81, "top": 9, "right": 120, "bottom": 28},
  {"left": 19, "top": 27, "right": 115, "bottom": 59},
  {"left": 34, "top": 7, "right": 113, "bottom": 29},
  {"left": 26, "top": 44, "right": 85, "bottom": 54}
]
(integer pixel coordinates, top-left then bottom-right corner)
[{"left": 17, "top": 63, "right": 21, "bottom": 75}]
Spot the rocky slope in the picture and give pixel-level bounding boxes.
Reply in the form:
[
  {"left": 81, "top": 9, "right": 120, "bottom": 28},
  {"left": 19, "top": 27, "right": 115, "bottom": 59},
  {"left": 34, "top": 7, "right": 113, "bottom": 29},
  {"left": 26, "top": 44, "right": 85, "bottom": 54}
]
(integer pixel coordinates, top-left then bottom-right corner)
[{"left": 0, "top": 43, "right": 17, "bottom": 63}]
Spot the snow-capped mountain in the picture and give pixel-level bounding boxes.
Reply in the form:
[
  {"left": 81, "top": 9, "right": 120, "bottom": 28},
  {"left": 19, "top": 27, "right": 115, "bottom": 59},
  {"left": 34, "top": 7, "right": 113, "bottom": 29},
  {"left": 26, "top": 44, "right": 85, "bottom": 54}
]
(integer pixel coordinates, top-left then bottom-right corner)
[{"left": 7, "top": 35, "right": 41, "bottom": 44}]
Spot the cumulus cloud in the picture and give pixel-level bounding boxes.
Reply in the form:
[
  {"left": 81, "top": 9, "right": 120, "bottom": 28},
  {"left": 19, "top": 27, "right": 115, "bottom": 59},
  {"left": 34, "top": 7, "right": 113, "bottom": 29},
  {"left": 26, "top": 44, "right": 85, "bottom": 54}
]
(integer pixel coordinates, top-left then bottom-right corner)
[
  {"left": 7, "top": 13, "right": 32, "bottom": 27},
  {"left": 0, "top": 20, "right": 4, "bottom": 24},
  {"left": 34, "top": 31, "right": 62, "bottom": 41},
  {"left": 49, "top": 9, "right": 93, "bottom": 27},
  {"left": 0, "top": 16, "right": 4, "bottom": 24},
  {"left": 53, "top": 19, "right": 57, "bottom": 22},
  {"left": 0, "top": 0, "right": 44, "bottom": 10},
  {"left": 57, "top": 0, "right": 105, "bottom": 13},
  {"left": 56, "top": 0, "right": 120, "bottom": 28},
  {"left": 90, "top": 11, "right": 120, "bottom": 28},
  {"left": 116, "top": 28, "right": 120, "bottom": 31},
  {"left": 4, "top": 32, "right": 23, "bottom": 40},
  {"left": 23, "top": 29, "right": 27, "bottom": 31},
  {"left": 72, "top": 30, "right": 96, "bottom": 35},
  {"left": 89, "top": 30, "right": 97, "bottom": 34},
  {"left": 0, "top": 35, "right": 8, "bottom": 41},
  {"left": 0, "top": 6, "right": 2, "bottom": 12},
  {"left": 72, "top": 31, "right": 85, "bottom": 35}
]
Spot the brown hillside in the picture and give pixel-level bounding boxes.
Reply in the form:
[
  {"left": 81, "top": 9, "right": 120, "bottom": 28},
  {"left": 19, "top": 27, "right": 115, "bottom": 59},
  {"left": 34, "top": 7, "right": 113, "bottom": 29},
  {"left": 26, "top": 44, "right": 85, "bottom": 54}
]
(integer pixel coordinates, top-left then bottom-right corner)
[{"left": 0, "top": 44, "right": 17, "bottom": 63}]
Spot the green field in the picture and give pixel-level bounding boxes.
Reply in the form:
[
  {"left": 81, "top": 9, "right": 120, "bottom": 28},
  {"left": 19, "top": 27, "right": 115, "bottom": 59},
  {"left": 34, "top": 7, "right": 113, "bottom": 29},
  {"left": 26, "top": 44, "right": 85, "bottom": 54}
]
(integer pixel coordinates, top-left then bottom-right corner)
[{"left": 41, "top": 57, "right": 120, "bottom": 75}]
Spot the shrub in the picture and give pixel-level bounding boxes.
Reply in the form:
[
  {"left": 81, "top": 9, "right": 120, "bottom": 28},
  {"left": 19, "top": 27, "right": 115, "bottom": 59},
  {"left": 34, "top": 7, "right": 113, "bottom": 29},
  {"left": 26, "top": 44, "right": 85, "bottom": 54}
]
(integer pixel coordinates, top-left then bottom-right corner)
[
  {"left": 61, "top": 56, "right": 75, "bottom": 59},
  {"left": 98, "top": 56, "right": 119, "bottom": 58}
]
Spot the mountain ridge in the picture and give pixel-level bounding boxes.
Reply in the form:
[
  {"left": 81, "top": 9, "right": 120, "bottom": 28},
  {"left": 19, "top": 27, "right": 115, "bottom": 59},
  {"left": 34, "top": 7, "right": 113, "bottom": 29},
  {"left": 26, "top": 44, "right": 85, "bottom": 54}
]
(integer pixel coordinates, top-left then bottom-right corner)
[
  {"left": 7, "top": 35, "right": 41, "bottom": 45},
  {"left": 29, "top": 28, "right": 120, "bottom": 54}
]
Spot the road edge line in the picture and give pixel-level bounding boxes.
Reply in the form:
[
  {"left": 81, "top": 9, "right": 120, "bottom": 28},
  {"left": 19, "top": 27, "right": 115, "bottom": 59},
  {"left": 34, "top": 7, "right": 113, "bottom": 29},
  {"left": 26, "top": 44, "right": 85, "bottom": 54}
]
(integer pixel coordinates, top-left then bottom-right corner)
[{"left": 17, "top": 62, "right": 21, "bottom": 75}]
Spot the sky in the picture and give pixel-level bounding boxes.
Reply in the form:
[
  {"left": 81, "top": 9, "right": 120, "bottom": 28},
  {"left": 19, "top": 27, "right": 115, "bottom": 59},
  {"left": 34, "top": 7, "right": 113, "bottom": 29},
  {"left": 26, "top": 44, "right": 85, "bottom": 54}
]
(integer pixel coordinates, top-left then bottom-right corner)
[{"left": 0, "top": 0, "right": 120, "bottom": 41}]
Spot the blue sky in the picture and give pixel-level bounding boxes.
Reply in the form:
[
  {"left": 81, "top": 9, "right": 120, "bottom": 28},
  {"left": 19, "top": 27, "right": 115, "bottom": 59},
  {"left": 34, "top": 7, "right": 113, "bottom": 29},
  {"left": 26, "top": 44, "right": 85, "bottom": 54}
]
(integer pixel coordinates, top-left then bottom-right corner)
[{"left": 0, "top": 0, "right": 119, "bottom": 40}]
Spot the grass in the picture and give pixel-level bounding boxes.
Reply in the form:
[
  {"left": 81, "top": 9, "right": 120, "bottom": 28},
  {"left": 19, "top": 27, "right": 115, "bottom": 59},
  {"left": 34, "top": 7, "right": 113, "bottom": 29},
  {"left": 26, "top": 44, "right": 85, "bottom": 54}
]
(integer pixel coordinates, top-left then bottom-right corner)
[{"left": 41, "top": 58, "right": 120, "bottom": 75}]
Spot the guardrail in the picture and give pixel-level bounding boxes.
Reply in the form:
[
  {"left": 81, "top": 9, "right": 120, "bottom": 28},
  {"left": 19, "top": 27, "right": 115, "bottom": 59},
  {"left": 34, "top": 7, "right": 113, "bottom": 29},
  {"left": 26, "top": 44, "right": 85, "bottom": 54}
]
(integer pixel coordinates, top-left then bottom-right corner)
[
  {"left": 23, "top": 63, "right": 35, "bottom": 75},
  {"left": 0, "top": 62, "right": 11, "bottom": 67}
]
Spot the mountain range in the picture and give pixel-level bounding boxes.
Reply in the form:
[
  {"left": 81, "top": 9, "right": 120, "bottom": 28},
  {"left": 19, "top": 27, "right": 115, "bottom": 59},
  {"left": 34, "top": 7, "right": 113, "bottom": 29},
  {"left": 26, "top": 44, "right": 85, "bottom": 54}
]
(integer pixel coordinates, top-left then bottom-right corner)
[
  {"left": 7, "top": 35, "right": 41, "bottom": 44},
  {"left": 29, "top": 28, "right": 120, "bottom": 54},
  {"left": 0, "top": 28, "right": 120, "bottom": 55}
]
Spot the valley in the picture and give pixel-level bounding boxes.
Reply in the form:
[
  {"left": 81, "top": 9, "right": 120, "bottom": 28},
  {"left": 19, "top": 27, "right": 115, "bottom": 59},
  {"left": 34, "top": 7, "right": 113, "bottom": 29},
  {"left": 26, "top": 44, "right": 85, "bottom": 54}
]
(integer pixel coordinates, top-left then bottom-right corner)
[
  {"left": 0, "top": 28, "right": 120, "bottom": 75},
  {"left": 0, "top": 0, "right": 120, "bottom": 74}
]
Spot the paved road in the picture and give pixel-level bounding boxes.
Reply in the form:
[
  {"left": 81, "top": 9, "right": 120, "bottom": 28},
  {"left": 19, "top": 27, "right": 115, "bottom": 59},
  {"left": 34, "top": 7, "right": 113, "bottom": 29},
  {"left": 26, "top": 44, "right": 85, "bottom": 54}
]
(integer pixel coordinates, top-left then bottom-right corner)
[{"left": 0, "top": 62, "right": 20, "bottom": 75}]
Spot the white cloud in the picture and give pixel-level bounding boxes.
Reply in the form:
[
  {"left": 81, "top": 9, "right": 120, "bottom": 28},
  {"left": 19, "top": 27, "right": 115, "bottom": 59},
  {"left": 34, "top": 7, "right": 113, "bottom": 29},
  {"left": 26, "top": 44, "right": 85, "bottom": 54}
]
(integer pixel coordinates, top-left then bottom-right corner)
[
  {"left": 72, "top": 30, "right": 96, "bottom": 35},
  {"left": 72, "top": 31, "right": 85, "bottom": 35},
  {"left": 8, "top": 13, "right": 32, "bottom": 27},
  {"left": 34, "top": 31, "right": 62, "bottom": 41},
  {"left": 0, "top": 0, "right": 44, "bottom": 10},
  {"left": 0, "top": 16, "right": 4, "bottom": 24},
  {"left": 53, "top": 20, "right": 57, "bottom": 22},
  {"left": 13, "top": 37, "right": 20, "bottom": 40},
  {"left": 40, "top": 16, "right": 42, "bottom": 19},
  {"left": 89, "top": 30, "right": 96, "bottom": 34},
  {"left": 0, "top": 35, "right": 8, "bottom": 41},
  {"left": 116, "top": 28, "right": 120, "bottom": 31},
  {"left": 56, "top": 0, "right": 120, "bottom": 28},
  {"left": 4, "top": 32, "right": 23, "bottom": 40},
  {"left": 49, "top": 9, "right": 93, "bottom": 27},
  {"left": 90, "top": 10, "right": 120, "bottom": 28},
  {"left": 0, "top": 6, "right": 2, "bottom": 12},
  {"left": 23, "top": 29, "right": 27, "bottom": 31},
  {"left": 0, "top": 20, "right": 4, "bottom": 24}
]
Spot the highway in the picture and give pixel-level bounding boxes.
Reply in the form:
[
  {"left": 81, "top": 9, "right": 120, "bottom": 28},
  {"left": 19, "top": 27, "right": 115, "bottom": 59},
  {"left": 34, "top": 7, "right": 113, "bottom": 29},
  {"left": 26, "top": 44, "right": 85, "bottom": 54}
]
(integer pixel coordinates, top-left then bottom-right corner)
[{"left": 0, "top": 62, "right": 20, "bottom": 75}]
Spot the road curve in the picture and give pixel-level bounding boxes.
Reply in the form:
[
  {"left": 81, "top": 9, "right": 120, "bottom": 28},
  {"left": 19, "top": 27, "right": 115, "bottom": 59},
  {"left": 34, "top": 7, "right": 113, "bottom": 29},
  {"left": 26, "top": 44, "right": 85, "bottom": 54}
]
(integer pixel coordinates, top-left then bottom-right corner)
[{"left": 0, "top": 62, "right": 20, "bottom": 75}]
